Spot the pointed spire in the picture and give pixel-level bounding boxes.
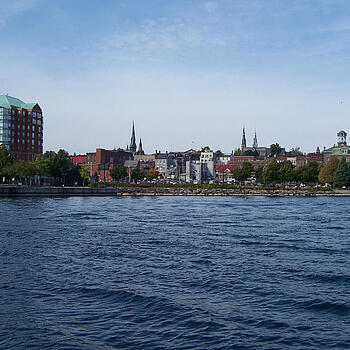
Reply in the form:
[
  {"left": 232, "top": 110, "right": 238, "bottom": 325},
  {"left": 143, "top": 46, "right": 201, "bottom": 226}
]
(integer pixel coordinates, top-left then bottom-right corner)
[
  {"left": 241, "top": 126, "right": 247, "bottom": 149},
  {"left": 253, "top": 129, "right": 258, "bottom": 149},
  {"left": 137, "top": 138, "right": 144, "bottom": 154},
  {"left": 129, "top": 121, "right": 137, "bottom": 153}
]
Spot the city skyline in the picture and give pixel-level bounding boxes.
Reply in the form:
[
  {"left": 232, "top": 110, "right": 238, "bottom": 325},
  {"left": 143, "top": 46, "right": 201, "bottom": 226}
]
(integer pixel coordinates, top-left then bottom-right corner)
[{"left": 1, "top": 0, "right": 350, "bottom": 154}]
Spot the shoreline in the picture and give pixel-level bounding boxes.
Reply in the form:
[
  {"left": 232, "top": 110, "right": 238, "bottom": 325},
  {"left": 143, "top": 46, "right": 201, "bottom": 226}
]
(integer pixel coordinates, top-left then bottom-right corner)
[{"left": 0, "top": 186, "right": 349, "bottom": 197}]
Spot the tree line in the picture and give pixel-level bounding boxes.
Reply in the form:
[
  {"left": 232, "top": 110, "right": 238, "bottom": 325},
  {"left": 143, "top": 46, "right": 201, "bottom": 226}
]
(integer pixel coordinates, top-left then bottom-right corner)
[
  {"left": 231, "top": 156, "right": 350, "bottom": 188},
  {"left": 0, "top": 146, "right": 86, "bottom": 186}
]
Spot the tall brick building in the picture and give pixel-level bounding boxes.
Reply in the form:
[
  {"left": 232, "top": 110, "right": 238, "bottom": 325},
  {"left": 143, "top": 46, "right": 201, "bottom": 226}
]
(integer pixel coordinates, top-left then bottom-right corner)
[{"left": 0, "top": 95, "right": 43, "bottom": 161}]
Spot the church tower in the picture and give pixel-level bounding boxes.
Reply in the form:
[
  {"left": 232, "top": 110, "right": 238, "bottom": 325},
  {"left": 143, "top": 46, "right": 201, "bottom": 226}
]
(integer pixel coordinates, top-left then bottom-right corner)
[
  {"left": 129, "top": 121, "right": 137, "bottom": 154},
  {"left": 137, "top": 138, "right": 144, "bottom": 155},
  {"left": 253, "top": 129, "right": 258, "bottom": 149},
  {"left": 337, "top": 130, "right": 347, "bottom": 147},
  {"left": 241, "top": 127, "right": 247, "bottom": 149}
]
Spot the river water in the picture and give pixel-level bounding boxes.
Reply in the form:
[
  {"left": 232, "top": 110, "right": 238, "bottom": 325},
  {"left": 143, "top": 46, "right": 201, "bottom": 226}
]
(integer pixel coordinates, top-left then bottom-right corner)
[{"left": 1, "top": 196, "right": 350, "bottom": 349}]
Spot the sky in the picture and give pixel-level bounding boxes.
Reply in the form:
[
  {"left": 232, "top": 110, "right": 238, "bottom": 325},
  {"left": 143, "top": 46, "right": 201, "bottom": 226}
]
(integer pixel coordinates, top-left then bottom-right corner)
[{"left": 1, "top": 0, "right": 350, "bottom": 154}]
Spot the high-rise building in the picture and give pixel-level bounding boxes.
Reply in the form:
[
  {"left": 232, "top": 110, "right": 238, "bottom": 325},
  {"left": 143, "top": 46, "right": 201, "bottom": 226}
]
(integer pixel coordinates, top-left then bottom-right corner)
[{"left": 0, "top": 95, "right": 43, "bottom": 161}]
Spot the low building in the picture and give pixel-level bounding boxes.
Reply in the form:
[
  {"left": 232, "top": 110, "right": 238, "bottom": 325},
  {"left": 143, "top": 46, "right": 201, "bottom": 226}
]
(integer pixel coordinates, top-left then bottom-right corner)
[
  {"left": 86, "top": 148, "right": 131, "bottom": 181},
  {"left": 70, "top": 154, "right": 87, "bottom": 165}
]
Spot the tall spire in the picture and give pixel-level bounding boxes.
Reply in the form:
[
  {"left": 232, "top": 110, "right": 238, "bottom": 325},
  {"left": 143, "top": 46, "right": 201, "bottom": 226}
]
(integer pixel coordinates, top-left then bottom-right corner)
[
  {"left": 129, "top": 121, "right": 137, "bottom": 153},
  {"left": 137, "top": 138, "right": 144, "bottom": 155},
  {"left": 241, "top": 126, "right": 247, "bottom": 149},
  {"left": 253, "top": 129, "right": 258, "bottom": 149}
]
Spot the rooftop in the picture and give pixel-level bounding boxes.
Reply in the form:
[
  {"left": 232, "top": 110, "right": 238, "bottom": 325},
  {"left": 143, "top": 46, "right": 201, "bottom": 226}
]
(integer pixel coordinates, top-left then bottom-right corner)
[{"left": 0, "top": 94, "right": 39, "bottom": 110}]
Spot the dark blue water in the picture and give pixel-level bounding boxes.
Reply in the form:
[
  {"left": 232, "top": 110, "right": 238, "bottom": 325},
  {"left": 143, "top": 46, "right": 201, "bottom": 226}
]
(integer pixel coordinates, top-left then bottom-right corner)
[{"left": 1, "top": 196, "right": 350, "bottom": 349}]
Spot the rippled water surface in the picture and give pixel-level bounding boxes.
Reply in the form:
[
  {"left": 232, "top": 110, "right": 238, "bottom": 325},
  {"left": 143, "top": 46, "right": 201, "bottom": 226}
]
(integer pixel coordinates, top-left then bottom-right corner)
[{"left": 1, "top": 196, "right": 350, "bottom": 349}]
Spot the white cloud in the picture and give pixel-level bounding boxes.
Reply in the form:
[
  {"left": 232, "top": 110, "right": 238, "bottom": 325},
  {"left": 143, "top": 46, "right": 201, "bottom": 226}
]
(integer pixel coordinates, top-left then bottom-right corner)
[{"left": 104, "top": 17, "right": 227, "bottom": 62}]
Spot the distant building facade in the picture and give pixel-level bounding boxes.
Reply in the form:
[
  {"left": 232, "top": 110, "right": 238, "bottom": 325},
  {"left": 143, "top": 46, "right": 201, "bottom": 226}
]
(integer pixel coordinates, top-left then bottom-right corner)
[
  {"left": 86, "top": 148, "right": 131, "bottom": 181},
  {"left": 0, "top": 94, "right": 43, "bottom": 161},
  {"left": 323, "top": 130, "right": 350, "bottom": 163}
]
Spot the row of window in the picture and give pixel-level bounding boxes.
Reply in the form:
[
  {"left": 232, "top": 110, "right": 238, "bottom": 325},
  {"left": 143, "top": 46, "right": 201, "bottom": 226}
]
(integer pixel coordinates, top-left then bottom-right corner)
[
  {"left": 11, "top": 109, "right": 42, "bottom": 118},
  {"left": 11, "top": 124, "right": 42, "bottom": 132},
  {"left": 11, "top": 145, "right": 42, "bottom": 152}
]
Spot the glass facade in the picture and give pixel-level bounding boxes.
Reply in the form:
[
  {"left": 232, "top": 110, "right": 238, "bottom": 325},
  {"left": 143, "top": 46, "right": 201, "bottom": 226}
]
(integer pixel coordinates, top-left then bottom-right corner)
[{"left": 0, "top": 107, "right": 11, "bottom": 150}]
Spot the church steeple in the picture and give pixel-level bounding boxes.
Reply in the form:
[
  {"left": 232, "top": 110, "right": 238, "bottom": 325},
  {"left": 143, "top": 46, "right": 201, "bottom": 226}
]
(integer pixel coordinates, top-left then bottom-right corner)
[
  {"left": 137, "top": 138, "right": 144, "bottom": 155},
  {"left": 129, "top": 121, "right": 137, "bottom": 154},
  {"left": 253, "top": 129, "right": 258, "bottom": 149},
  {"left": 241, "top": 126, "right": 247, "bottom": 149}
]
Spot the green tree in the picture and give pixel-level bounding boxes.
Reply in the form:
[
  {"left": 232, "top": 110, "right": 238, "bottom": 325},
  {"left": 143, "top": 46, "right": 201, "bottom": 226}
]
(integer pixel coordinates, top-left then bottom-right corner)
[
  {"left": 0, "top": 145, "right": 13, "bottom": 180},
  {"left": 296, "top": 161, "right": 320, "bottom": 184},
  {"left": 80, "top": 164, "right": 90, "bottom": 186},
  {"left": 44, "top": 150, "right": 70, "bottom": 184},
  {"left": 263, "top": 159, "right": 281, "bottom": 184},
  {"left": 254, "top": 166, "right": 264, "bottom": 184},
  {"left": 333, "top": 158, "right": 350, "bottom": 188},
  {"left": 5, "top": 161, "right": 35, "bottom": 185},
  {"left": 145, "top": 168, "right": 159, "bottom": 181},
  {"left": 131, "top": 166, "right": 144, "bottom": 182},
  {"left": 270, "top": 143, "right": 283, "bottom": 157},
  {"left": 231, "top": 163, "right": 253, "bottom": 183},
  {"left": 318, "top": 156, "right": 339, "bottom": 185},
  {"left": 241, "top": 162, "right": 254, "bottom": 180},
  {"left": 31, "top": 155, "right": 49, "bottom": 184},
  {"left": 279, "top": 161, "right": 296, "bottom": 183},
  {"left": 287, "top": 147, "right": 303, "bottom": 156},
  {"left": 110, "top": 164, "right": 127, "bottom": 181}
]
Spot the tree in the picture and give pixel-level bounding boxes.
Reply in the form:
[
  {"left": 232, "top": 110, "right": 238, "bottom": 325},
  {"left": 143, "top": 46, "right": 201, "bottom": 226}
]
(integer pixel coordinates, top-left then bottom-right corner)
[
  {"left": 255, "top": 167, "right": 264, "bottom": 184},
  {"left": 131, "top": 166, "right": 144, "bottom": 182},
  {"left": 263, "top": 159, "right": 281, "bottom": 184},
  {"left": 231, "top": 163, "right": 253, "bottom": 183},
  {"left": 241, "top": 162, "right": 254, "bottom": 180},
  {"left": 279, "top": 161, "right": 296, "bottom": 183},
  {"left": 287, "top": 147, "right": 303, "bottom": 157},
  {"left": 270, "top": 143, "right": 283, "bottom": 157},
  {"left": 0, "top": 145, "right": 12, "bottom": 180},
  {"left": 44, "top": 150, "right": 70, "bottom": 184},
  {"left": 145, "top": 168, "right": 159, "bottom": 181},
  {"left": 318, "top": 156, "right": 339, "bottom": 185},
  {"left": 333, "top": 158, "right": 350, "bottom": 188},
  {"left": 5, "top": 161, "right": 35, "bottom": 184},
  {"left": 80, "top": 164, "right": 90, "bottom": 186},
  {"left": 32, "top": 155, "right": 49, "bottom": 184},
  {"left": 296, "top": 161, "right": 320, "bottom": 184},
  {"left": 110, "top": 164, "right": 127, "bottom": 181}
]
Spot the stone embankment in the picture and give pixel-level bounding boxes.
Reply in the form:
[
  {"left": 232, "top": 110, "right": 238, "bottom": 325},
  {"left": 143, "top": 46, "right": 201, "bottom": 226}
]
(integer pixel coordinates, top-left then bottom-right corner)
[
  {"left": 116, "top": 186, "right": 348, "bottom": 197},
  {"left": 0, "top": 186, "right": 349, "bottom": 197}
]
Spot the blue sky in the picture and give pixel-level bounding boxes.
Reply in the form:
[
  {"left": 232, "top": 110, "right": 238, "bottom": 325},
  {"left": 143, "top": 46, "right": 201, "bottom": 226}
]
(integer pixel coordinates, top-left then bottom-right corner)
[{"left": 1, "top": 0, "right": 350, "bottom": 153}]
